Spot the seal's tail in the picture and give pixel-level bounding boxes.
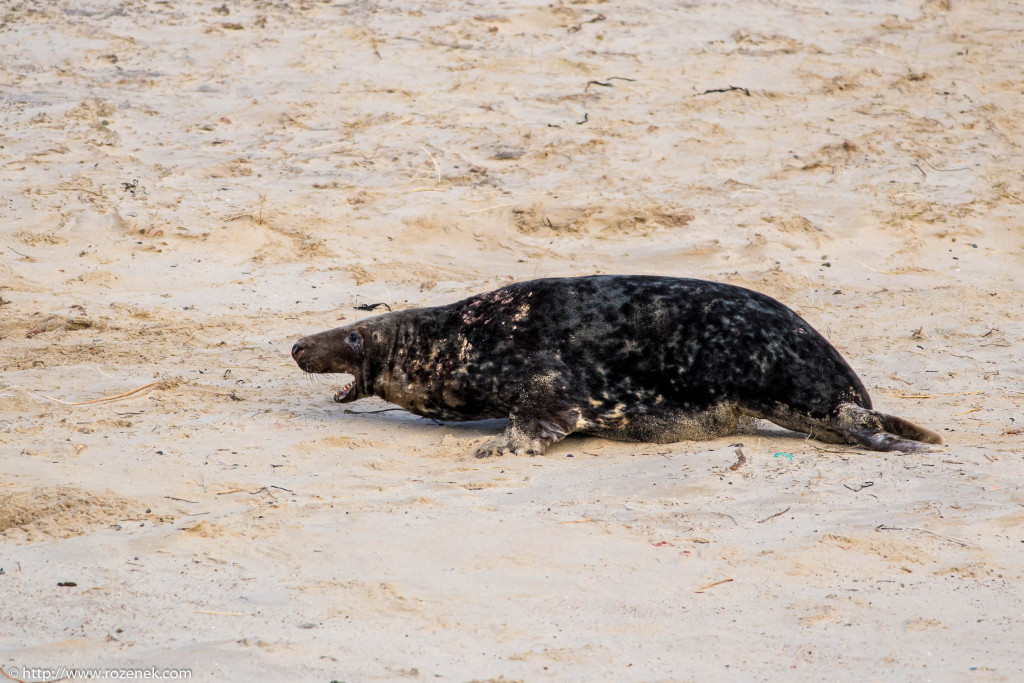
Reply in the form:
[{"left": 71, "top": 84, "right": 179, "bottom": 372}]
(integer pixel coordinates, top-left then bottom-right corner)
[{"left": 836, "top": 404, "right": 943, "bottom": 452}]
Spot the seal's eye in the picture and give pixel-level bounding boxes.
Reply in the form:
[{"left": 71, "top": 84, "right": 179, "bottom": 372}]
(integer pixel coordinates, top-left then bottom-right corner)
[{"left": 348, "top": 332, "right": 360, "bottom": 344}]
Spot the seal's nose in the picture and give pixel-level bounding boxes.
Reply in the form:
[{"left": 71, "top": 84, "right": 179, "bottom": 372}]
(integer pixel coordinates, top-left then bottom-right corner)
[{"left": 291, "top": 340, "right": 303, "bottom": 360}]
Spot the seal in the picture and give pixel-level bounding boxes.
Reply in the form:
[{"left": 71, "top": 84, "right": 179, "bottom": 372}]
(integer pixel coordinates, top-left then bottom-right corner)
[{"left": 291, "top": 275, "right": 942, "bottom": 457}]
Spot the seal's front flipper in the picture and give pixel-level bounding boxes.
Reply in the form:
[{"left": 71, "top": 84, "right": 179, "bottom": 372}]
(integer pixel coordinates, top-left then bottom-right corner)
[
  {"left": 475, "top": 359, "right": 582, "bottom": 458},
  {"left": 836, "top": 404, "right": 943, "bottom": 452},
  {"left": 474, "top": 410, "right": 580, "bottom": 458}
]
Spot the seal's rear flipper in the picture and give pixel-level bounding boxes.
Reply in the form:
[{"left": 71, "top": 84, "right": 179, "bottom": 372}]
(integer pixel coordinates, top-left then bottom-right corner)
[
  {"left": 876, "top": 411, "right": 943, "bottom": 444},
  {"left": 837, "top": 404, "right": 942, "bottom": 452}
]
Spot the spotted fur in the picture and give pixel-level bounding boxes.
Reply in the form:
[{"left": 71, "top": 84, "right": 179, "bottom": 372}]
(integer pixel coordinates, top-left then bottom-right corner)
[{"left": 291, "top": 275, "right": 942, "bottom": 457}]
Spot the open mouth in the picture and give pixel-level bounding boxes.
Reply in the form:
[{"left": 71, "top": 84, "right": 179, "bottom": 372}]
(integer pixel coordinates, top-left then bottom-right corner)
[{"left": 333, "top": 376, "right": 356, "bottom": 403}]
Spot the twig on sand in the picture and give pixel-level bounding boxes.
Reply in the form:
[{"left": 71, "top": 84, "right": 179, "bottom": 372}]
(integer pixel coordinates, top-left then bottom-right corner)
[
  {"left": 280, "top": 113, "right": 312, "bottom": 130},
  {"left": 851, "top": 259, "right": 904, "bottom": 275},
  {"left": 917, "top": 158, "right": 972, "bottom": 173},
  {"left": 695, "top": 85, "right": 750, "bottom": 97},
  {"left": 999, "top": 188, "right": 1024, "bottom": 204},
  {"left": 567, "top": 13, "right": 606, "bottom": 33},
  {"left": 694, "top": 578, "right": 734, "bottom": 593},
  {"left": 62, "top": 186, "right": 106, "bottom": 197},
  {"left": 7, "top": 246, "right": 35, "bottom": 260},
  {"left": 195, "top": 610, "right": 246, "bottom": 616},
  {"left": 585, "top": 76, "right": 638, "bottom": 91},
  {"left": 875, "top": 524, "right": 971, "bottom": 547},
  {"left": 711, "top": 511, "right": 738, "bottom": 526},
  {"left": 757, "top": 506, "right": 791, "bottom": 524},
  {"left": 187, "top": 185, "right": 210, "bottom": 213},
  {"left": 883, "top": 390, "right": 983, "bottom": 399},
  {"left": 420, "top": 144, "right": 442, "bottom": 185},
  {"left": 728, "top": 447, "right": 747, "bottom": 471},
  {"left": 809, "top": 445, "right": 861, "bottom": 455},
  {"left": 165, "top": 496, "right": 199, "bottom": 504},
  {"left": 215, "top": 487, "right": 271, "bottom": 496},
  {"left": 465, "top": 203, "right": 514, "bottom": 214},
  {"left": 3, "top": 381, "right": 164, "bottom": 406}
]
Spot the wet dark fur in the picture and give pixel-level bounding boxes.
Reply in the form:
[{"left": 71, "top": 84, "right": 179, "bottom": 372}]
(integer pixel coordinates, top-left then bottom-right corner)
[{"left": 292, "top": 275, "right": 942, "bottom": 457}]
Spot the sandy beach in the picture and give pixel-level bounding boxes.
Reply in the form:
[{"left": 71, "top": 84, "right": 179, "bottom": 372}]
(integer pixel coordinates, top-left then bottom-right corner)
[{"left": 1, "top": 0, "right": 1023, "bottom": 680}]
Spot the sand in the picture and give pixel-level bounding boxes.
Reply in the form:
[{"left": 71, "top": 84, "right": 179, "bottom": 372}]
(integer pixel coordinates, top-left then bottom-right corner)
[{"left": 1, "top": 0, "right": 1022, "bottom": 680}]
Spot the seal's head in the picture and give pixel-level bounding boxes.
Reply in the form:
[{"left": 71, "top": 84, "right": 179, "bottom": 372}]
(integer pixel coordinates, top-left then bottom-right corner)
[{"left": 291, "top": 324, "right": 368, "bottom": 403}]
